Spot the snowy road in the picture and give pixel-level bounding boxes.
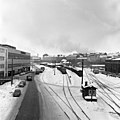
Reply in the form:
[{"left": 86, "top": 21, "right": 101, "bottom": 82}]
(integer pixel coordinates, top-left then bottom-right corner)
[{"left": 35, "top": 75, "right": 69, "bottom": 120}]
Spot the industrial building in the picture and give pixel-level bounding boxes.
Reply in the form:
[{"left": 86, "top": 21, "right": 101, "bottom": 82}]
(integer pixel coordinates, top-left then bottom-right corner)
[
  {"left": 105, "top": 58, "right": 120, "bottom": 74},
  {"left": 0, "top": 44, "right": 30, "bottom": 77}
]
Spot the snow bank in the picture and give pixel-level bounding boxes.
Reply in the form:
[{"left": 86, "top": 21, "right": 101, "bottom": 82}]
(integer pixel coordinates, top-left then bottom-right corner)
[{"left": 0, "top": 79, "right": 29, "bottom": 120}]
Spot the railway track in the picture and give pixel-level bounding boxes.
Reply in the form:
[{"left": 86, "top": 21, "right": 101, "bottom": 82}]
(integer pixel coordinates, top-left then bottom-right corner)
[
  {"left": 36, "top": 67, "right": 120, "bottom": 120},
  {"left": 40, "top": 69, "right": 90, "bottom": 120},
  {"left": 39, "top": 73, "right": 80, "bottom": 120},
  {"left": 84, "top": 71, "right": 120, "bottom": 117},
  {"left": 90, "top": 74, "right": 120, "bottom": 101},
  {"left": 65, "top": 73, "right": 91, "bottom": 120},
  {"left": 62, "top": 75, "right": 81, "bottom": 120},
  {"left": 89, "top": 74, "right": 120, "bottom": 95},
  {"left": 85, "top": 70, "right": 120, "bottom": 100}
]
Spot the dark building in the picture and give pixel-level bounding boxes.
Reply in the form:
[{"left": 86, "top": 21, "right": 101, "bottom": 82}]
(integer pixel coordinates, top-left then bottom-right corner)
[{"left": 105, "top": 58, "right": 120, "bottom": 74}]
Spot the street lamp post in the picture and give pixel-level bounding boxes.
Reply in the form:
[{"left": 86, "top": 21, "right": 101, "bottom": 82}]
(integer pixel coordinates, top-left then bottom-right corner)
[
  {"left": 81, "top": 59, "right": 84, "bottom": 85},
  {"left": 11, "top": 58, "right": 13, "bottom": 85},
  {"left": 54, "top": 60, "right": 56, "bottom": 75},
  {"left": 77, "top": 57, "right": 87, "bottom": 86}
]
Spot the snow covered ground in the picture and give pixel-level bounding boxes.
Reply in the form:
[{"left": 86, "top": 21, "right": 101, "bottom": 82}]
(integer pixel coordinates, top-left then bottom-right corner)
[
  {"left": 0, "top": 78, "right": 29, "bottom": 120},
  {"left": 36, "top": 65, "right": 120, "bottom": 120}
]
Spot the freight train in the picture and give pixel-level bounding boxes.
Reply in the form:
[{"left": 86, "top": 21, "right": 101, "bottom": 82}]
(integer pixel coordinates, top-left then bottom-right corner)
[{"left": 57, "top": 66, "right": 67, "bottom": 74}]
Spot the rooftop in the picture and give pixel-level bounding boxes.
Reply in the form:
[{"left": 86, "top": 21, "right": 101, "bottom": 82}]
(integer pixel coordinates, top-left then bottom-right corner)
[{"left": 0, "top": 44, "right": 16, "bottom": 49}]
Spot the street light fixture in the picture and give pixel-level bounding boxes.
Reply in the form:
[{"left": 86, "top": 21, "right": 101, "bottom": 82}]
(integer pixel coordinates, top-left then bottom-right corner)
[
  {"left": 11, "top": 58, "right": 13, "bottom": 85},
  {"left": 54, "top": 60, "right": 56, "bottom": 75},
  {"left": 77, "top": 57, "right": 87, "bottom": 86},
  {"left": 11, "top": 56, "right": 18, "bottom": 85}
]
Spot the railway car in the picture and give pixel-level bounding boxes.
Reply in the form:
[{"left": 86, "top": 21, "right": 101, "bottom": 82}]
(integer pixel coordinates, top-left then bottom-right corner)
[
  {"left": 57, "top": 66, "right": 67, "bottom": 74},
  {"left": 82, "top": 85, "right": 97, "bottom": 101},
  {"left": 35, "top": 68, "right": 44, "bottom": 74},
  {"left": 65, "top": 66, "right": 83, "bottom": 77}
]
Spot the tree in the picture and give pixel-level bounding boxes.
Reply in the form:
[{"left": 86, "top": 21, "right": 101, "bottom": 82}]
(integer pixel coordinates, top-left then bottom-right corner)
[{"left": 43, "top": 54, "right": 49, "bottom": 57}]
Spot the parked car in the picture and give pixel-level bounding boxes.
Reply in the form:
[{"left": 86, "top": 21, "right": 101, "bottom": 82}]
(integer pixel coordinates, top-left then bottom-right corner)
[
  {"left": 13, "top": 89, "right": 21, "bottom": 97},
  {"left": 19, "top": 72, "right": 26, "bottom": 76},
  {"left": 93, "top": 69, "right": 99, "bottom": 74},
  {"left": 35, "top": 71, "right": 40, "bottom": 75},
  {"left": 99, "top": 68, "right": 105, "bottom": 74},
  {"left": 18, "top": 81, "right": 26, "bottom": 87},
  {"left": 26, "top": 75, "right": 32, "bottom": 81},
  {"left": 23, "top": 80, "right": 26, "bottom": 85},
  {"left": 110, "top": 73, "right": 117, "bottom": 77},
  {"left": 117, "top": 73, "right": 120, "bottom": 78}
]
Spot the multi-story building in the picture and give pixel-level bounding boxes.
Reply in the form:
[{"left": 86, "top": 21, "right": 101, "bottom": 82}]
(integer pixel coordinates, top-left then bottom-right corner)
[
  {"left": 42, "top": 55, "right": 65, "bottom": 63},
  {"left": 31, "top": 56, "right": 41, "bottom": 64},
  {"left": 105, "top": 58, "right": 120, "bottom": 74},
  {"left": 0, "top": 46, "right": 8, "bottom": 77},
  {"left": 0, "top": 44, "right": 30, "bottom": 77}
]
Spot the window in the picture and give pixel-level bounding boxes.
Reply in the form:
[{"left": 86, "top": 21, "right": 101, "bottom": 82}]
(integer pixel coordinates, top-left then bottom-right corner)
[
  {"left": 0, "top": 56, "right": 4, "bottom": 61},
  {"left": 0, "top": 64, "right": 4, "bottom": 68},
  {"left": 8, "top": 53, "right": 30, "bottom": 59},
  {"left": 0, "top": 48, "right": 5, "bottom": 53},
  {"left": 89, "top": 89, "right": 96, "bottom": 96}
]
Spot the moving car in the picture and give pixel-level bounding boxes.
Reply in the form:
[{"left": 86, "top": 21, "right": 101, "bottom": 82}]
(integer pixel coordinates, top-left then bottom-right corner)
[
  {"left": 19, "top": 72, "right": 26, "bottom": 76},
  {"left": 26, "top": 75, "right": 32, "bottom": 81},
  {"left": 93, "top": 69, "right": 99, "bottom": 74}
]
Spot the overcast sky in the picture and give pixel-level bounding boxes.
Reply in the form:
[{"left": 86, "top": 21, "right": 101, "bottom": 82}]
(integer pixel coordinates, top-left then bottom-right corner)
[{"left": 0, "top": 0, "right": 120, "bottom": 56}]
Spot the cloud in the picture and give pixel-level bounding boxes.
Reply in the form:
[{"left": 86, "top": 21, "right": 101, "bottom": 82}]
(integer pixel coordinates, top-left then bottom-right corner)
[
  {"left": 0, "top": 0, "right": 120, "bottom": 55},
  {"left": 97, "top": 32, "right": 120, "bottom": 53}
]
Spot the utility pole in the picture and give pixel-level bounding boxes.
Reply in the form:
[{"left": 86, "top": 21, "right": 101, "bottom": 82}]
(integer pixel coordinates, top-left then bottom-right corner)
[
  {"left": 77, "top": 57, "right": 87, "bottom": 87},
  {"left": 54, "top": 60, "right": 56, "bottom": 75},
  {"left": 81, "top": 59, "right": 84, "bottom": 85},
  {"left": 11, "top": 58, "right": 13, "bottom": 85}
]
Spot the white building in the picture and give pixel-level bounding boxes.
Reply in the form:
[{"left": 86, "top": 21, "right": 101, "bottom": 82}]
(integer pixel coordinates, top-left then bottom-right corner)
[
  {"left": 0, "top": 44, "right": 30, "bottom": 77},
  {"left": 0, "top": 46, "right": 8, "bottom": 77}
]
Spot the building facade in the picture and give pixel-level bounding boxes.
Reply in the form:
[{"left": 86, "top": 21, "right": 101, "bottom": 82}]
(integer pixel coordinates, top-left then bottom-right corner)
[
  {"left": 0, "top": 44, "right": 30, "bottom": 77},
  {"left": 0, "top": 46, "right": 8, "bottom": 77},
  {"left": 105, "top": 58, "right": 120, "bottom": 74}
]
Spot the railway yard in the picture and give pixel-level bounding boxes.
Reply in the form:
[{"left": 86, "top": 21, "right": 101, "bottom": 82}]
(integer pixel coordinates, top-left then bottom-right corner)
[
  {"left": 34, "top": 65, "right": 120, "bottom": 120},
  {"left": 0, "top": 64, "right": 120, "bottom": 120}
]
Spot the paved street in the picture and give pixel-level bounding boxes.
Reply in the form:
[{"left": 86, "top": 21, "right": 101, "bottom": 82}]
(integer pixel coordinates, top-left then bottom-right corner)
[
  {"left": 15, "top": 73, "right": 68, "bottom": 120},
  {"left": 15, "top": 79, "right": 40, "bottom": 120}
]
